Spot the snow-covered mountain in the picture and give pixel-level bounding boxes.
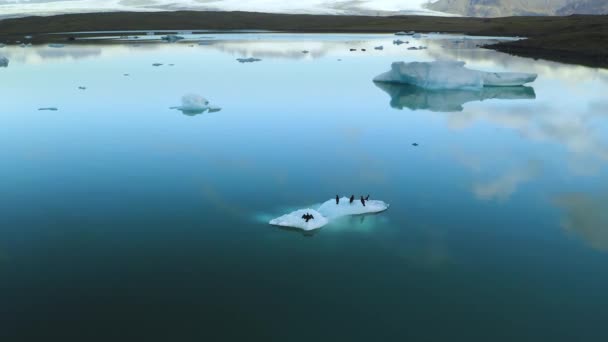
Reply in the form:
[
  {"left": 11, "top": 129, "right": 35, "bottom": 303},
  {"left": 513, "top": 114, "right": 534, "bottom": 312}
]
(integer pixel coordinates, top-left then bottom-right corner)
[
  {"left": 426, "top": 0, "right": 608, "bottom": 17},
  {"left": 0, "top": 0, "right": 448, "bottom": 19}
]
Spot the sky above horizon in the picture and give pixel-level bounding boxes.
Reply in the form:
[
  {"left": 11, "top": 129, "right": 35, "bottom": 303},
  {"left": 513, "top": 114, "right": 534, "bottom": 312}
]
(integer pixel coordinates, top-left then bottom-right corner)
[{"left": 0, "top": 0, "right": 449, "bottom": 18}]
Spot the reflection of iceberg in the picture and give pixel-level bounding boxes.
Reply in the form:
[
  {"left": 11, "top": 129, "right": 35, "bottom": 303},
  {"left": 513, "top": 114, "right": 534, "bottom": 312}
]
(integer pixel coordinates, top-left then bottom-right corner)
[
  {"left": 374, "top": 81, "right": 536, "bottom": 112},
  {"left": 374, "top": 61, "right": 537, "bottom": 89},
  {"left": 170, "top": 94, "right": 221, "bottom": 116},
  {"left": 0, "top": 56, "right": 7, "bottom": 67},
  {"left": 269, "top": 197, "right": 389, "bottom": 231}
]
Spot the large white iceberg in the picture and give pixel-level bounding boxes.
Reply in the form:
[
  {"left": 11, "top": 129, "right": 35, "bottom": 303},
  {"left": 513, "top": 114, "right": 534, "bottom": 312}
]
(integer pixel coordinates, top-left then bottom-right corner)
[
  {"left": 0, "top": 56, "right": 8, "bottom": 67},
  {"left": 170, "top": 94, "right": 221, "bottom": 116},
  {"left": 269, "top": 197, "right": 390, "bottom": 231},
  {"left": 373, "top": 60, "right": 537, "bottom": 90}
]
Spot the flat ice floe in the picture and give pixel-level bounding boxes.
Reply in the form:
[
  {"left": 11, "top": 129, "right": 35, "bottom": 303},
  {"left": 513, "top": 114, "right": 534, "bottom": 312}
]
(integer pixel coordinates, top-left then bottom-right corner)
[
  {"left": 269, "top": 209, "right": 329, "bottom": 231},
  {"left": 269, "top": 197, "right": 389, "bottom": 231},
  {"left": 374, "top": 60, "right": 537, "bottom": 90},
  {"left": 170, "top": 94, "right": 221, "bottom": 116},
  {"left": 0, "top": 56, "right": 8, "bottom": 67}
]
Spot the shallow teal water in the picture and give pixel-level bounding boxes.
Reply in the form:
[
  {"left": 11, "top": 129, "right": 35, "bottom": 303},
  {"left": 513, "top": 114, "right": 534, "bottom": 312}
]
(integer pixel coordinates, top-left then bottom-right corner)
[{"left": 1, "top": 33, "right": 608, "bottom": 341}]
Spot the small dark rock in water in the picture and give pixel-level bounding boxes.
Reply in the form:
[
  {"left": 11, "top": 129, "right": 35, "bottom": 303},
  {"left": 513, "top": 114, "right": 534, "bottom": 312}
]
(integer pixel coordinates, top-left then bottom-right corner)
[
  {"left": 38, "top": 107, "right": 58, "bottom": 111},
  {"left": 350, "top": 48, "right": 356, "bottom": 51},
  {"left": 123, "top": 73, "right": 130, "bottom": 76},
  {"left": 78, "top": 86, "right": 86, "bottom": 90},
  {"left": 412, "top": 143, "right": 419, "bottom": 146},
  {"left": 361, "top": 49, "right": 366, "bottom": 51}
]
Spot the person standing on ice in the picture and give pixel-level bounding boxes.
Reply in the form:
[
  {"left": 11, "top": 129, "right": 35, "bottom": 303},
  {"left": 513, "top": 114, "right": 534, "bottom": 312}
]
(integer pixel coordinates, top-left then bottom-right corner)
[
  {"left": 360, "top": 196, "right": 366, "bottom": 206},
  {"left": 350, "top": 195, "right": 355, "bottom": 204},
  {"left": 336, "top": 195, "right": 339, "bottom": 205}
]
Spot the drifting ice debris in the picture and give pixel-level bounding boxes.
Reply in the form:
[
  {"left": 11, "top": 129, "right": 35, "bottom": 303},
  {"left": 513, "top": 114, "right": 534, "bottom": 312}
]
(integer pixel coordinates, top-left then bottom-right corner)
[
  {"left": 24, "top": 35, "right": 32, "bottom": 39},
  {"left": 395, "top": 31, "right": 408, "bottom": 36},
  {"left": 374, "top": 82, "right": 536, "bottom": 112},
  {"left": 161, "top": 35, "right": 184, "bottom": 43},
  {"left": 236, "top": 57, "right": 261, "bottom": 63},
  {"left": 0, "top": 56, "right": 8, "bottom": 67},
  {"left": 412, "top": 33, "right": 422, "bottom": 38},
  {"left": 48, "top": 44, "right": 64, "bottom": 48},
  {"left": 269, "top": 197, "right": 390, "bottom": 231},
  {"left": 170, "top": 94, "right": 221, "bottom": 116},
  {"left": 373, "top": 60, "right": 537, "bottom": 89},
  {"left": 374, "top": 46, "right": 384, "bottom": 50},
  {"left": 20, "top": 43, "right": 26, "bottom": 48},
  {"left": 38, "top": 107, "right": 58, "bottom": 111}
]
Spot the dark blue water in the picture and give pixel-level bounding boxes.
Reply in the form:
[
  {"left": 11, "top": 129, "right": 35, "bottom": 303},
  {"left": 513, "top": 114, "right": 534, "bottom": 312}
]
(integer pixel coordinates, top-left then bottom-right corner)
[{"left": 1, "top": 33, "right": 608, "bottom": 341}]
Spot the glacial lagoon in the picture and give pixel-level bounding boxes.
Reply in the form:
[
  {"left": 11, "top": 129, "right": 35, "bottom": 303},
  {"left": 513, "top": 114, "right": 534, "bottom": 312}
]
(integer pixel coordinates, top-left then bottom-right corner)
[{"left": 1, "top": 33, "right": 608, "bottom": 340}]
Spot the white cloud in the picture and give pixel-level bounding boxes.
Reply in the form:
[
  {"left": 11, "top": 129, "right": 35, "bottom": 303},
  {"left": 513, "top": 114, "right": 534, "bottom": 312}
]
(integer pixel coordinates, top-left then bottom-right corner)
[{"left": 0, "top": 0, "right": 447, "bottom": 18}]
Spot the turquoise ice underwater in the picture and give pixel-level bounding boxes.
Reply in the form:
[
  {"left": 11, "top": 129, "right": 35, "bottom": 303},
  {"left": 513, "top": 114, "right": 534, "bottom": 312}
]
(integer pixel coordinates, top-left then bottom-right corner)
[{"left": 1, "top": 33, "right": 608, "bottom": 341}]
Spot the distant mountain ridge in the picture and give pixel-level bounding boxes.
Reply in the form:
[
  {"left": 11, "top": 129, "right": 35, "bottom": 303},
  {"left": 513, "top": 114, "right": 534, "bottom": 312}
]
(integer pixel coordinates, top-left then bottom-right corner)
[{"left": 426, "top": 0, "right": 608, "bottom": 17}]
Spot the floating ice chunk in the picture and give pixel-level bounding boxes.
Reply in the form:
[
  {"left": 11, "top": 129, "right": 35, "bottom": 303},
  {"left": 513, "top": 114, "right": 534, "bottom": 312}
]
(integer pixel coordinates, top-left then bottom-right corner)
[
  {"left": 374, "top": 46, "right": 384, "bottom": 50},
  {"left": 373, "top": 60, "right": 537, "bottom": 90},
  {"left": 161, "top": 35, "right": 184, "bottom": 43},
  {"left": 395, "top": 31, "right": 407, "bottom": 36},
  {"left": 0, "top": 56, "right": 8, "bottom": 67},
  {"left": 0, "top": 44, "right": 5, "bottom": 48},
  {"left": 170, "top": 94, "right": 221, "bottom": 115},
  {"left": 236, "top": 57, "right": 261, "bottom": 63},
  {"left": 269, "top": 209, "right": 329, "bottom": 231},
  {"left": 48, "top": 43, "right": 64, "bottom": 48},
  {"left": 269, "top": 197, "right": 389, "bottom": 231},
  {"left": 24, "top": 35, "right": 32, "bottom": 39},
  {"left": 412, "top": 33, "right": 422, "bottom": 38},
  {"left": 374, "top": 82, "right": 536, "bottom": 112},
  {"left": 317, "top": 197, "right": 389, "bottom": 219},
  {"left": 38, "top": 107, "right": 58, "bottom": 111}
]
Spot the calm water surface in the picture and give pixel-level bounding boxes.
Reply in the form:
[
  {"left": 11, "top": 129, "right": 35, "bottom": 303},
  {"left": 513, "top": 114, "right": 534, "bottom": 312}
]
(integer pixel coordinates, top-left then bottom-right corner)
[{"left": 1, "top": 33, "right": 608, "bottom": 341}]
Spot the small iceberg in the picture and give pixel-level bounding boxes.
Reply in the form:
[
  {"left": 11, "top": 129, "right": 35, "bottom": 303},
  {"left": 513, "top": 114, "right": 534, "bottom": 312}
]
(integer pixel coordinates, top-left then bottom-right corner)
[
  {"left": 38, "top": 107, "right": 58, "bottom": 111},
  {"left": 374, "top": 46, "right": 384, "bottom": 50},
  {"left": 269, "top": 197, "right": 389, "bottom": 231},
  {"left": 0, "top": 56, "right": 8, "bottom": 67},
  {"left": 236, "top": 57, "right": 261, "bottom": 63},
  {"left": 161, "top": 35, "right": 184, "bottom": 43},
  {"left": 170, "top": 94, "right": 221, "bottom": 116},
  {"left": 373, "top": 60, "right": 537, "bottom": 90},
  {"left": 412, "top": 33, "right": 422, "bottom": 39},
  {"left": 270, "top": 209, "right": 329, "bottom": 231},
  {"left": 48, "top": 43, "right": 64, "bottom": 48},
  {"left": 395, "top": 31, "right": 408, "bottom": 36}
]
